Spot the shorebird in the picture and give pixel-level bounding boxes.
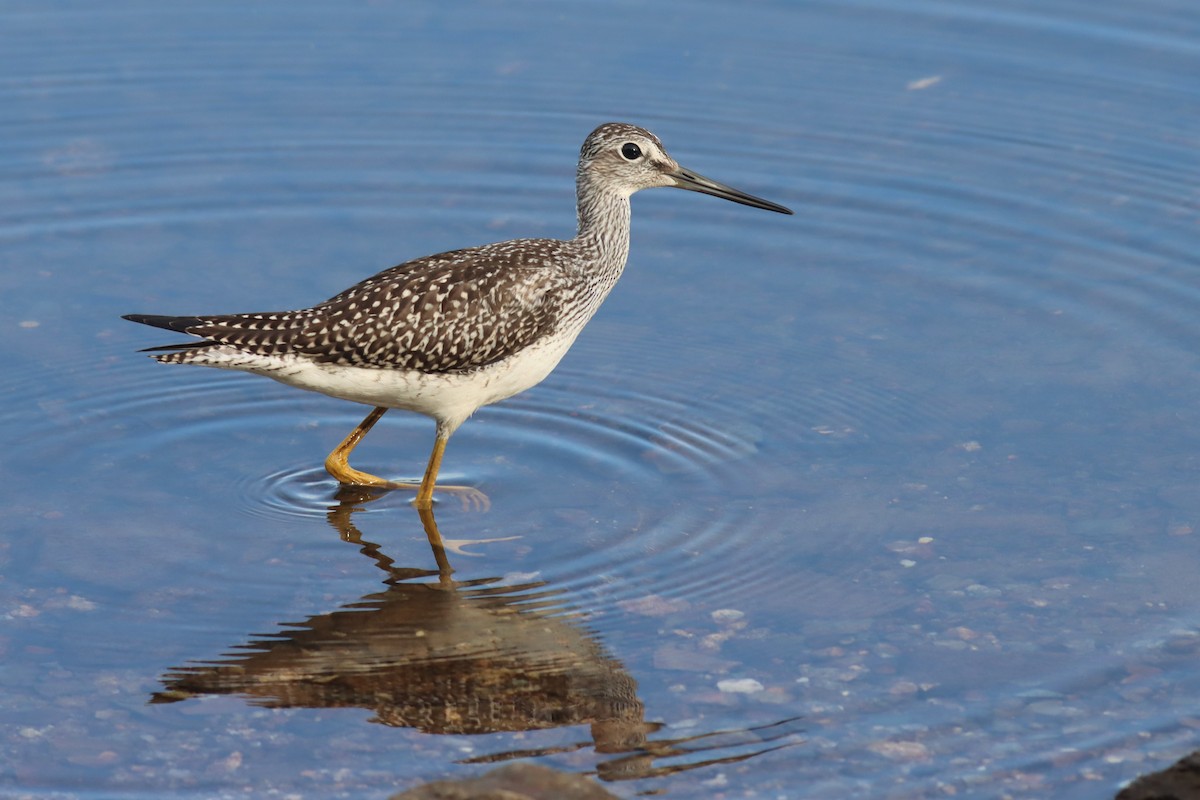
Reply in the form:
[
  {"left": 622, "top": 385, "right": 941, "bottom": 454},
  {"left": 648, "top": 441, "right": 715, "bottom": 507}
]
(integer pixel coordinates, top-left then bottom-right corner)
[{"left": 124, "top": 123, "right": 792, "bottom": 508}]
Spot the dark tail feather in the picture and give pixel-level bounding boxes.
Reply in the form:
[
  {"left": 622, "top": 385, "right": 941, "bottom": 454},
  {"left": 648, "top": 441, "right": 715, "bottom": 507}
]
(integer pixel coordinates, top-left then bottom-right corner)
[
  {"left": 123, "top": 314, "right": 217, "bottom": 355},
  {"left": 122, "top": 314, "right": 206, "bottom": 334},
  {"left": 138, "top": 341, "right": 219, "bottom": 353}
]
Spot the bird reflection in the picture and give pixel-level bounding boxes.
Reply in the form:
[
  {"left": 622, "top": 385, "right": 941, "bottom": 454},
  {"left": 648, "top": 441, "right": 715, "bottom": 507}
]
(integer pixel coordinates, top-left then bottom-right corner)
[{"left": 152, "top": 490, "right": 801, "bottom": 780}]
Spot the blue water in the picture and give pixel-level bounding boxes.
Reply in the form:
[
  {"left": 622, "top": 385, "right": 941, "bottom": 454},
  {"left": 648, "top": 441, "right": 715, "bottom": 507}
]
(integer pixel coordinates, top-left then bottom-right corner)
[{"left": 3, "top": 1, "right": 1200, "bottom": 798}]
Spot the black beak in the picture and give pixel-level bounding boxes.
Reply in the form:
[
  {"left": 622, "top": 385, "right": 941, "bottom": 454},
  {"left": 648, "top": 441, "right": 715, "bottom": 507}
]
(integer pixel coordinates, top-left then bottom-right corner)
[{"left": 668, "top": 166, "right": 793, "bottom": 215}]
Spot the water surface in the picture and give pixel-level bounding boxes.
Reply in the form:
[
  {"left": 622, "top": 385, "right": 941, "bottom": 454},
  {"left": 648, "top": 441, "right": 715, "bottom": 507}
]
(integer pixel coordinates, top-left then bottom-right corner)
[{"left": 2, "top": 1, "right": 1199, "bottom": 797}]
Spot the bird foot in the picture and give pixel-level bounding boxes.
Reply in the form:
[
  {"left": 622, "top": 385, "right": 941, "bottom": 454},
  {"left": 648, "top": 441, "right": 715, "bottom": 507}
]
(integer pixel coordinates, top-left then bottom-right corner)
[
  {"left": 413, "top": 484, "right": 491, "bottom": 513},
  {"left": 441, "top": 535, "right": 521, "bottom": 556},
  {"left": 325, "top": 465, "right": 489, "bottom": 512}
]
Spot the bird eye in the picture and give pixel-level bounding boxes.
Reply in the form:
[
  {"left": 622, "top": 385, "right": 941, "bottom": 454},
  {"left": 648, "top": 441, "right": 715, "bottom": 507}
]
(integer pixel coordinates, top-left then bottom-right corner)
[{"left": 620, "top": 142, "right": 642, "bottom": 160}]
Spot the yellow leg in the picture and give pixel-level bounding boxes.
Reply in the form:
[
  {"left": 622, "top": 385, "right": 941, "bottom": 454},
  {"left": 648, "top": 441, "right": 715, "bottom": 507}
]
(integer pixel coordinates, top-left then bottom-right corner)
[
  {"left": 324, "top": 407, "right": 394, "bottom": 487},
  {"left": 414, "top": 433, "right": 447, "bottom": 509},
  {"left": 323, "top": 409, "right": 489, "bottom": 511}
]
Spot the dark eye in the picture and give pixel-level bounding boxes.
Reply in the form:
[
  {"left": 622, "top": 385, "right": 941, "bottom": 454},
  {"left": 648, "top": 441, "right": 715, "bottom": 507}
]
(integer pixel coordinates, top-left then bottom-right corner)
[{"left": 620, "top": 142, "right": 642, "bottom": 160}]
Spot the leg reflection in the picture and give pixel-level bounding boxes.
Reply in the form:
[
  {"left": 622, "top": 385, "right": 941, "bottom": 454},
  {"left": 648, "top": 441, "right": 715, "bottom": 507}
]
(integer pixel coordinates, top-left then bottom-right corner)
[
  {"left": 327, "top": 484, "right": 452, "bottom": 580},
  {"left": 326, "top": 485, "right": 517, "bottom": 577}
]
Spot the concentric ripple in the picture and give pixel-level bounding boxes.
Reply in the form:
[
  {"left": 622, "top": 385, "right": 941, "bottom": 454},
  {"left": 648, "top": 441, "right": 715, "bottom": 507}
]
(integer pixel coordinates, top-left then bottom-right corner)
[
  {"left": 2, "top": 333, "right": 888, "bottom": 611},
  {"left": 5, "top": 303, "right": 948, "bottom": 619}
]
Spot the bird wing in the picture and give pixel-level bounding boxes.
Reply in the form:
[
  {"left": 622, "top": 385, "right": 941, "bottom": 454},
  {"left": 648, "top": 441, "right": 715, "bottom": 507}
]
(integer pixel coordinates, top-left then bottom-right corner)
[{"left": 174, "top": 239, "right": 572, "bottom": 373}]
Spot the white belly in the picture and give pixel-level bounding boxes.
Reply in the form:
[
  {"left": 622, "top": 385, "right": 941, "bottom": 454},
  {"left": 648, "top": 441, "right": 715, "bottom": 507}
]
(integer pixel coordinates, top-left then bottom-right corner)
[{"left": 184, "top": 325, "right": 584, "bottom": 432}]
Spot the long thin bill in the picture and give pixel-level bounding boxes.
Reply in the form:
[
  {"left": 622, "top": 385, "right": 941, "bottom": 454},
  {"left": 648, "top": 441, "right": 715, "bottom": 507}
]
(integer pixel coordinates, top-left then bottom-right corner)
[{"left": 669, "top": 167, "right": 793, "bottom": 215}]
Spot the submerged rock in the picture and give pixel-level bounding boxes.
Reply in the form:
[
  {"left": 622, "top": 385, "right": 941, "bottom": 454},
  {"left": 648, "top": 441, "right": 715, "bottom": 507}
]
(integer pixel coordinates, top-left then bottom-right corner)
[
  {"left": 1117, "top": 750, "right": 1200, "bottom": 800},
  {"left": 390, "top": 763, "right": 619, "bottom": 800}
]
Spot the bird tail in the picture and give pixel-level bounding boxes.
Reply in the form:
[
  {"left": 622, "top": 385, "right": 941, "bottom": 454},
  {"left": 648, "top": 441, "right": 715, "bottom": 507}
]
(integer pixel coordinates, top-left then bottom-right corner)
[
  {"left": 122, "top": 313, "right": 205, "bottom": 333},
  {"left": 122, "top": 314, "right": 218, "bottom": 357}
]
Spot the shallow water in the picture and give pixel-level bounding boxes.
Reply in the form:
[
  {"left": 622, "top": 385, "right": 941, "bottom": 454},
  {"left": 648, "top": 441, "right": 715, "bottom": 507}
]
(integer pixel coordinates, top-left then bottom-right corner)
[{"left": 3, "top": 1, "right": 1200, "bottom": 798}]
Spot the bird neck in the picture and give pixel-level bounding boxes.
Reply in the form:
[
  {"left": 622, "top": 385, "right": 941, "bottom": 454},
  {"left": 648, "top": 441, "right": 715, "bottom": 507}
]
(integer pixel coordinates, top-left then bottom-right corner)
[{"left": 574, "top": 180, "right": 632, "bottom": 281}]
